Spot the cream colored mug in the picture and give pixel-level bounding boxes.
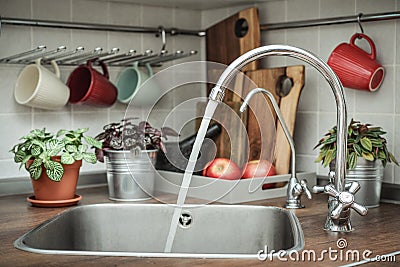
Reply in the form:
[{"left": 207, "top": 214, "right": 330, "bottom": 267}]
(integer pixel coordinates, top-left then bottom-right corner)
[{"left": 14, "top": 59, "right": 70, "bottom": 110}]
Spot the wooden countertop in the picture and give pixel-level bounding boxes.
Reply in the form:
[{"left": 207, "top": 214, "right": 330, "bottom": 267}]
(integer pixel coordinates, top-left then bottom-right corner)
[{"left": 0, "top": 186, "right": 399, "bottom": 267}]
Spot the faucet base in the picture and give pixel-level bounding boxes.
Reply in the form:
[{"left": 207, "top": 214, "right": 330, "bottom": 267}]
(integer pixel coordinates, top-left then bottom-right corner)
[
  {"left": 324, "top": 198, "right": 354, "bottom": 232},
  {"left": 284, "top": 200, "right": 305, "bottom": 209},
  {"left": 324, "top": 217, "right": 354, "bottom": 232}
]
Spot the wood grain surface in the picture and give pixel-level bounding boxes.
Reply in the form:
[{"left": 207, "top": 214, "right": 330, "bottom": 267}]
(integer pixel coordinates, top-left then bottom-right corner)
[
  {"left": 206, "top": 7, "right": 260, "bottom": 97},
  {"left": 1, "top": 186, "right": 399, "bottom": 267}
]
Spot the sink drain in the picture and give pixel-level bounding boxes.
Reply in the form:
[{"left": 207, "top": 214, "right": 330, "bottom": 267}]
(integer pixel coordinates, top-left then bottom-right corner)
[{"left": 179, "top": 211, "right": 193, "bottom": 228}]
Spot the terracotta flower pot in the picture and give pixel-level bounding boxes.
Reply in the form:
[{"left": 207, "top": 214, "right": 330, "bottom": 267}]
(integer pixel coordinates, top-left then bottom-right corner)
[{"left": 28, "top": 156, "right": 82, "bottom": 201}]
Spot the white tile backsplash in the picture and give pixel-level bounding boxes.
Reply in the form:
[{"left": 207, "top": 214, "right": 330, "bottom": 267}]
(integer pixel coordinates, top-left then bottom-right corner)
[
  {"left": 0, "top": 0, "right": 399, "bottom": 188},
  {"left": 72, "top": 0, "right": 108, "bottom": 24},
  {"left": 0, "top": 114, "right": 32, "bottom": 159},
  {"left": 320, "top": 0, "right": 355, "bottom": 17},
  {"left": 0, "top": 0, "right": 31, "bottom": 18},
  {"left": 0, "top": 0, "right": 203, "bottom": 182},
  {"left": 394, "top": 115, "right": 400, "bottom": 184},
  {"left": 32, "top": 0, "right": 71, "bottom": 21}
]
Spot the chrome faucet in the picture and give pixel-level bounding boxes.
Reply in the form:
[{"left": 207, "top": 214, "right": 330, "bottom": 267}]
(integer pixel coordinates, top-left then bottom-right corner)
[
  {"left": 240, "top": 87, "right": 312, "bottom": 209},
  {"left": 209, "top": 45, "right": 367, "bottom": 232}
]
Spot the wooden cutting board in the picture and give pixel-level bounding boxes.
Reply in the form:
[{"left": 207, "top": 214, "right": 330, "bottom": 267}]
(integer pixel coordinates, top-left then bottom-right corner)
[{"left": 206, "top": 7, "right": 260, "bottom": 98}]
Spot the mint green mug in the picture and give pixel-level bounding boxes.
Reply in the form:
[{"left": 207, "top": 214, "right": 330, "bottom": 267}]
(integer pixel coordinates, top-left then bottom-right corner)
[{"left": 116, "top": 62, "right": 161, "bottom": 106}]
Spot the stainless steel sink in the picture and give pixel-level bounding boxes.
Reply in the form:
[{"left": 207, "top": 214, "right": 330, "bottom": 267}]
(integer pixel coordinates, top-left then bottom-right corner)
[{"left": 15, "top": 204, "right": 304, "bottom": 258}]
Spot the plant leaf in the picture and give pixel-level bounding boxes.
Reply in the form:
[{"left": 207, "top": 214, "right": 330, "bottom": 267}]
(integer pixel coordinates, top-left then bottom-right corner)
[
  {"left": 84, "top": 136, "right": 102, "bottom": 149},
  {"left": 31, "top": 139, "right": 46, "bottom": 150},
  {"left": 77, "top": 128, "right": 89, "bottom": 134},
  {"left": 29, "top": 165, "right": 42, "bottom": 180},
  {"left": 360, "top": 137, "right": 372, "bottom": 151},
  {"left": 78, "top": 144, "right": 88, "bottom": 153},
  {"left": 48, "top": 140, "right": 64, "bottom": 156},
  {"left": 30, "top": 158, "right": 43, "bottom": 168},
  {"left": 73, "top": 152, "right": 83, "bottom": 161},
  {"left": 161, "top": 127, "right": 179, "bottom": 137},
  {"left": 348, "top": 152, "right": 357, "bottom": 170},
  {"left": 22, "top": 154, "right": 32, "bottom": 165},
  {"left": 388, "top": 152, "right": 399, "bottom": 166},
  {"left": 14, "top": 150, "right": 26, "bottom": 163},
  {"left": 324, "top": 149, "right": 335, "bottom": 167},
  {"left": 46, "top": 161, "right": 64, "bottom": 181},
  {"left": 61, "top": 152, "right": 75, "bottom": 164},
  {"left": 362, "top": 152, "right": 375, "bottom": 161},
  {"left": 56, "top": 129, "right": 68, "bottom": 137},
  {"left": 83, "top": 153, "right": 97, "bottom": 164},
  {"left": 66, "top": 145, "right": 78, "bottom": 153},
  {"left": 30, "top": 144, "right": 42, "bottom": 156}
]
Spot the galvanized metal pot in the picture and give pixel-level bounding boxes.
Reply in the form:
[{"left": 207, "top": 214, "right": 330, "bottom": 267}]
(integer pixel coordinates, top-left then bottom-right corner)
[
  {"left": 331, "top": 157, "right": 384, "bottom": 208},
  {"left": 104, "top": 149, "right": 157, "bottom": 201}
]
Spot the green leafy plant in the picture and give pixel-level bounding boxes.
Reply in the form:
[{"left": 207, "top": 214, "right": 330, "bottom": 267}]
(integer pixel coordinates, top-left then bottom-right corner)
[
  {"left": 314, "top": 119, "right": 399, "bottom": 170},
  {"left": 10, "top": 128, "right": 102, "bottom": 181}
]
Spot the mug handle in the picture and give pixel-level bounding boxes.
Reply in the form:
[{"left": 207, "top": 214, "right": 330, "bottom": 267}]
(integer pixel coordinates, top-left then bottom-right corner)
[
  {"left": 35, "top": 58, "right": 60, "bottom": 78},
  {"left": 144, "top": 63, "right": 153, "bottom": 76},
  {"left": 350, "top": 33, "right": 377, "bottom": 60},
  {"left": 87, "top": 60, "right": 109, "bottom": 79}
]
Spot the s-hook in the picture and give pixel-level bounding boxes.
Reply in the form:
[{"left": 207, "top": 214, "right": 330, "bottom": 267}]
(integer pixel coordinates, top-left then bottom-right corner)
[
  {"left": 157, "top": 26, "right": 167, "bottom": 53},
  {"left": 357, "top": 13, "right": 365, "bottom": 38}
]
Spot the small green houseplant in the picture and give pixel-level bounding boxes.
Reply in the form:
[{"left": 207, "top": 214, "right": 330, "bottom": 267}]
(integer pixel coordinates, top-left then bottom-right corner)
[
  {"left": 10, "top": 128, "right": 102, "bottom": 201},
  {"left": 315, "top": 119, "right": 398, "bottom": 208},
  {"left": 314, "top": 119, "right": 398, "bottom": 169}
]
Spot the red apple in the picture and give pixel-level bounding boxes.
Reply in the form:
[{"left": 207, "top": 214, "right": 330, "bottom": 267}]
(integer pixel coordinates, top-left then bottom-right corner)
[
  {"left": 202, "top": 158, "right": 242, "bottom": 180},
  {"left": 241, "top": 160, "right": 276, "bottom": 189},
  {"left": 242, "top": 160, "right": 276, "bottom": 178}
]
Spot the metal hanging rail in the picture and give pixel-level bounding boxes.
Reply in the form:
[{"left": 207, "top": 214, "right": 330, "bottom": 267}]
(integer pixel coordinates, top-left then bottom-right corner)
[
  {"left": 1, "top": 11, "right": 399, "bottom": 36},
  {"left": 0, "top": 17, "right": 206, "bottom": 37},
  {"left": 261, "top": 11, "right": 400, "bottom": 31}
]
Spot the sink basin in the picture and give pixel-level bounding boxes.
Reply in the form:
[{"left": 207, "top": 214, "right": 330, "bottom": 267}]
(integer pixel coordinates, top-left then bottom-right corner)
[{"left": 15, "top": 204, "right": 304, "bottom": 258}]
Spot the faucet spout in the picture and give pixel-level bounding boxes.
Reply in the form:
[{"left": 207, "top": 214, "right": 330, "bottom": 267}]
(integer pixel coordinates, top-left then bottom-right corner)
[
  {"left": 240, "top": 88, "right": 311, "bottom": 209},
  {"left": 209, "top": 45, "right": 366, "bottom": 232}
]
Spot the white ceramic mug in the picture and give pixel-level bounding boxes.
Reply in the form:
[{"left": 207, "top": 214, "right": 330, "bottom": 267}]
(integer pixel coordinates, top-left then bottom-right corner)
[
  {"left": 14, "top": 59, "right": 70, "bottom": 110},
  {"left": 116, "top": 62, "right": 161, "bottom": 106}
]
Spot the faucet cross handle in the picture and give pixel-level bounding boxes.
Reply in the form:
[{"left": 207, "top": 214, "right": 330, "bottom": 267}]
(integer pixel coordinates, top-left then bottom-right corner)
[{"left": 313, "top": 182, "right": 368, "bottom": 220}]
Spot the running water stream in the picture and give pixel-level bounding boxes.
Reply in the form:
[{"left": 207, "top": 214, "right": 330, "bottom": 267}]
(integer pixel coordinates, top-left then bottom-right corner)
[{"left": 164, "top": 99, "right": 219, "bottom": 252}]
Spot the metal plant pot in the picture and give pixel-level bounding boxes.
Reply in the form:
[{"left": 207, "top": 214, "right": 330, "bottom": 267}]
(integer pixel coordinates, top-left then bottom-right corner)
[
  {"left": 331, "top": 157, "right": 384, "bottom": 208},
  {"left": 104, "top": 149, "right": 157, "bottom": 201}
]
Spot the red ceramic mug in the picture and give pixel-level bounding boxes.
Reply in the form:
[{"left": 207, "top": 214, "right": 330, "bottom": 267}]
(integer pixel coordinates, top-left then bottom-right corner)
[
  {"left": 327, "top": 33, "right": 384, "bottom": 92},
  {"left": 67, "top": 60, "right": 117, "bottom": 106}
]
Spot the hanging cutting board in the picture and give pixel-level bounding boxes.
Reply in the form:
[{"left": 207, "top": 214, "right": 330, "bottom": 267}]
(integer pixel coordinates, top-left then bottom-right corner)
[
  {"left": 206, "top": 7, "right": 260, "bottom": 98},
  {"left": 244, "top": 65, "right": 305, "bottom": 174}
]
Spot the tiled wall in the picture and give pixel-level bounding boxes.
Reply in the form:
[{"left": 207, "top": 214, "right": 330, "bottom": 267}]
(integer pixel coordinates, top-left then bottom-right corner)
[
  {"left": 0, "top": 0, "right": 202, "bottom": 179},
  {"left": 1, "top": 0, "right": 399, "bottom": 186},
  {"left": 201, "top": 0, "right": 400, "bottom": 184}
]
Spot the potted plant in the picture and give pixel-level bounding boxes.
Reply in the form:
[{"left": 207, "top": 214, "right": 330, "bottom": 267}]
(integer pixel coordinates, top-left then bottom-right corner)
[
  {"left": 10, "top": 128, "right": 102, "bottom": 204},
  {"left": 314, "top": 119, "right": 398, "bottom": 207},
  {"left": 95, "top": 118, "right": 178, "bottom": 201}
]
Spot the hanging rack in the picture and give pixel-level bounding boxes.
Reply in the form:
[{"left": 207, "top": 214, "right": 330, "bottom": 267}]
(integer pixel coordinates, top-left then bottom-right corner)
[
  {"left": 0, "top": 16, "right": 206, "bottom": 36},
  {"left": 261, "top": 11, "right": 400, "bottom": 31},
  {"left": 0, "top": 45, "right": 197, "bottom": 67},
  {"left": 1, "top": 11, "right": 398, "bottom": 66},
  {"left": 1, "top": 11, "right": 399, "bottom": 35},
  {"left": 0, "top": 19, "right": 198, "bottom": 67}
]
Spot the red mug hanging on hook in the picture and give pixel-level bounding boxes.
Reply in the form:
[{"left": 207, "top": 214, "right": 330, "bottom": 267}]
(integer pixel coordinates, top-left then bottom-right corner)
[{"left": 327, "top": 15, "right": 385, "bottom": 92}]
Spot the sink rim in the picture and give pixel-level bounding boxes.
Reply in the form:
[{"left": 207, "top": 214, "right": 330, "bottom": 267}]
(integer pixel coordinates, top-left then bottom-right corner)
[{"left": 14, "top": 203, "right": 304, "bottom": 259}]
